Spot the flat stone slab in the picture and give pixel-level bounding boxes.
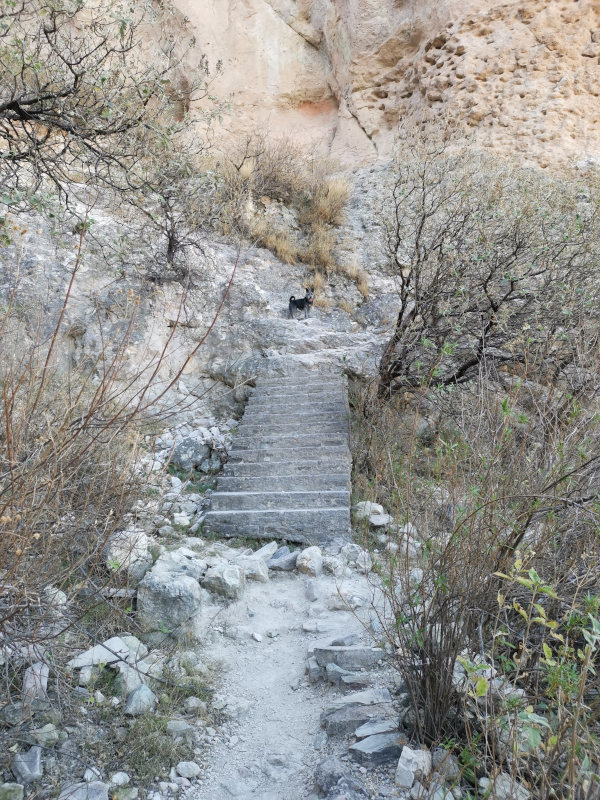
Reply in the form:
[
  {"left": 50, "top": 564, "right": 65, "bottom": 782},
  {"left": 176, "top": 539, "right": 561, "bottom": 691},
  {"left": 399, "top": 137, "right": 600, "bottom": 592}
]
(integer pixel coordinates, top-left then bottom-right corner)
[
  {"left": 227, "top": 444, "right": 350, "bottom": 463},
  {"left": 321, "top": 703, "right": 396, "bottom": 736},
  {"left": 354, "top": 719, "right": 399, "bottom": 739},
  {"left": 312, "top": 646, "right": 384, "bottom": 671},
  {"left": 67, "top": 637, "right": 131, "bottom": 669},
  {"left": 217, "top": 474, "right": 350, "bottom": 492},
  {"left": 221, "top": 459, "right": 349, "bottom": 477},
  {"left": 331, "top": 688, "right": 392, "bottom": 706},
  {"left": 203, "top": 508, "right": 351, "bottom": 544},
  {"left": 340, "top": 673, "right": 372, "bottom": 689},
  {"left": 209, "top": 490, "right": 350, "bottom": 511},
  {"left": 349, "top": 733, "right": 408, "bottom": 765}
]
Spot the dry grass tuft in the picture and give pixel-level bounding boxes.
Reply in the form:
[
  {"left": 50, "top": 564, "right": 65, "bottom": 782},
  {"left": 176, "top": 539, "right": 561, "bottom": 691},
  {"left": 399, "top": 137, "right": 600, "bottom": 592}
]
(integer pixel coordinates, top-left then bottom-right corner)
[
  {"left": 338, "top": 299, "right": 354, "bottom": 313},
  {"left": 249, "top": 218, "right": 300, "bottom": 264},
  {"left": 356, "top": 271, "right": 369, "bottom": 298},
  {"left": 310, "top": 270, "right": 326, "bottom": 294},
  {"left": 298, "top": 176, "right": 351, "bottom": 228},
  {"left": 301, "top": 222, "right": 336, "bottom": 272},
  {"left": 313, "top": 294, "right": 332, "bottom": 311}
]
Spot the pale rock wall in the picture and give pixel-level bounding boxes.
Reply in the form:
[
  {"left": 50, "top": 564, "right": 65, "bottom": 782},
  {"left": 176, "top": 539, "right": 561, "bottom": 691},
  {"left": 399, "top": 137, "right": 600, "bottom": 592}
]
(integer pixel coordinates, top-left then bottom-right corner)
[{"left": 174, "top": 0, "right": 600, "bottom": 168}]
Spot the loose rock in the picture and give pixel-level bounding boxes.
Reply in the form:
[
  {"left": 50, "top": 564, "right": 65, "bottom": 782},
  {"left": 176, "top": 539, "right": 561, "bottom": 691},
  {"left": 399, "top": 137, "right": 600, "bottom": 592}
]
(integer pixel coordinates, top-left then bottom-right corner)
[
  {"left": 312, "top": 645, "right": 383, "bottom": 671},
  {"left": 124, "top": 685, "right": 157, "bottom": 716},
  {"left": 267, "top": 546, "right": 299, "bottom": 571},
  {"left": 0, "top": 784, "right": 24, "bottom": 800},
  {"left": 11, "top": 747, "right": 43, "bottom": 784},
  {"left": 22, "top": 663, "right": 49, "bottom": 700},
  {"left": 175, "top": 761, "right": 201, "bottom": 779},
  {"left": 296, "top": 546, "right": 323, "bottom": 576},
  {"left": 478, "top": 773, "right": 531, "bottom": 800},
  {"left": 321, "top": 703, "right": 395, "bottom": 736},
  {"left": 67, "top": 637, "right": 132, "bottom": 669},
  {"left": 349, "top": 732, "right": 408, "bottom": 765},
  {"left": 203, "top": 564, "right": 245, "bottom": 599},
  {"left": 58, "top": 782, "right": 109, "bottom": 800},
  {"left": 395, "top": 746, "right": 432, "bottom": 789}
]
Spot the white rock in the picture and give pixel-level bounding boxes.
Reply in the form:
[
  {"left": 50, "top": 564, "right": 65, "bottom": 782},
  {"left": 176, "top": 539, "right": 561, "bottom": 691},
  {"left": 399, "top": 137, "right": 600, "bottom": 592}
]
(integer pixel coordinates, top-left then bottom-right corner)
[
  {"left": 296, "top": 546, "right": 323, "bottom": 576},
  {"left": 252, "top": 541, "right": 278, "bottom": 560},
  {"left": 105, "top": 529, "right": 153, "bottom": 582},
  {"left": 79, "top": 666, "right": 94, "bottom": 686},
  {"left": 67, "top": 637, "right": 131, "bottom": 669},
  {"left": 175, "top": 762, "right": 201, "bottom": 779},
  {"left": 352, "top": 501, "right": 384, "bottom": 519},
  {"left": 395, "top": 746, "right": 432, "bottom": 789},
  {"left": 42, "top": 585, "right": 68, "bottom": 619},
  {"left": 119, "top": 635, "right": 148, "bottom": 662},
  {"left": 124, "top": 685, "right": 157, "bottom": 716},
  {"left": 369, "top": 513, "right": 392, "bottom": 528},
  {"left": 137, "top": 555, "right": 204, "bottom": 632},
  {"left": 478, "top": 774, "right": 530, "bottom": 800},
  {"left": 110, "top": 773, "right": 130, "bottom": 787},
  {"left": 203, "top": 564, "right": 245, "bottom": 599},
  {"left": 22, "top": 663, "right": 49, "bottom": 700},
  {"left": 237, "top": 557, "right": 269, "bottom": 583}
]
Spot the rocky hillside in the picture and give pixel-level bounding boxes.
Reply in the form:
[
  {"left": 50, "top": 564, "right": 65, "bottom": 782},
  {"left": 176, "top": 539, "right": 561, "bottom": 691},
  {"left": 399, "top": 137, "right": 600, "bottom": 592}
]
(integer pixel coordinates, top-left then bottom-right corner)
[{"left": 174, "top": 0, "right": 600, "bottom": 169}]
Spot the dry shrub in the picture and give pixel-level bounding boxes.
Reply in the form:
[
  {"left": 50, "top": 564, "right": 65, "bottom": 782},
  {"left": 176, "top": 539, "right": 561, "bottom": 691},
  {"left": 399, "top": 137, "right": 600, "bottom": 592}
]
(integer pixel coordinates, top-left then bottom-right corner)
[
  {"left": 298, "top": 176, "right": 350, "bottom": 227},
  {"left": 215, "top": 134, "right": 313, "bottom": 234},
  {"left": 213, "top": 134, "right": 352, "bottom": 276},
  {"left": 310, "top": 270, "right": 326, "bottom": 294},
  {"left": 0, "top": 225, "right": 227, "bottom": 711},
  {"left": 0, "top": 310, "right": 141, "bottom": 668},
  {"left": 313, "top": 294, "right": 332, "bottom": 311},
  {"left": 338, "top": 299, "right": 353, "bottom": 313},
  {"left": 249, "top": 218, "right": 300, "bottom": 264},
  {"left": 356, "top": 271, "right": 369, "bottom": 297},
  {"left": 343, "top": 260, "right": 361, "bottom": 281},
  {"left": 301, "top": 222, "right": 336, "bottom": 272},
  {"left": 352, "top": 347, "right": 600, "bottom": 794}
]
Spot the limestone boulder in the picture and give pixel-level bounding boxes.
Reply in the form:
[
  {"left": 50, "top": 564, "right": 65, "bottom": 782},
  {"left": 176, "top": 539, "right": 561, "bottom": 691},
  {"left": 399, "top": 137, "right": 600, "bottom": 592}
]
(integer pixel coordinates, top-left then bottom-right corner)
[{"left": 105, "top": 528, "right": 153, "bottom": 583}]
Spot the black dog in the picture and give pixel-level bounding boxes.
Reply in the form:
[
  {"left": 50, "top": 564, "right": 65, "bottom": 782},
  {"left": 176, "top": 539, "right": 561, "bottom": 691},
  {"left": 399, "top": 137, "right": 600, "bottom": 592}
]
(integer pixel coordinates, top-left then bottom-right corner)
[{"left": 289, "top": 288, "right": 314, "bottom": 319}]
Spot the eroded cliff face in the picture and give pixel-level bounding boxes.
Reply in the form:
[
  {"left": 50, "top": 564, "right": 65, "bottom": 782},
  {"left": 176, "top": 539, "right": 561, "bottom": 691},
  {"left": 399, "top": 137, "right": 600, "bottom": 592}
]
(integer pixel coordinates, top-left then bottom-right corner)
[{"left": 174, "top": 0, "right": 600, "bottom": 168}]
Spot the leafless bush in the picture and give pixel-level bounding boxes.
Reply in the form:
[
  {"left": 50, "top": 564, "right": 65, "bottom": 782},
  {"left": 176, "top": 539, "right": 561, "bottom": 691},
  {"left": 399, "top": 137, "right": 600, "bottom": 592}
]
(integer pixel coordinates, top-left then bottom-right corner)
[
  {"left": 0, "top": 222, "right": 240, "bottom": 703},
  {"left": 212, "top": 134, "right": 364, "bottom": 290},
  {"left": 378, "top": 139, "right": 600, "bottom": 399},
  {"left": 354, "top": 358, "right": 600, "bottom": 793},
  {"left": 350, "top": 141, "right": 600, "bottom": 795},
  {"left": 0, "top": 0, "right": 215, "bottom": 208}
]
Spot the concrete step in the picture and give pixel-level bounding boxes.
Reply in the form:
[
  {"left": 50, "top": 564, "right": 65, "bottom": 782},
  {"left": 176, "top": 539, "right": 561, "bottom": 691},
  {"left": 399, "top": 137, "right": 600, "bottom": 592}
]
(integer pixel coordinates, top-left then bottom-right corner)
[
  {"left": 227, "top": 445, "right": 350, "bottom": 463},
  {"left": 209, "top": 489, "right": 350, "bottom": 511},
  {"left": 236, "top": 417, "right": 348, "bottom": 433},
  {"left": 255, "top": 376, "right": 344, "bottom": 389},
  {"left": 221, "top": 459, "right": 350, "bottom": 477},
  {"left": 202, "top": 507, "right": 351, "bottom": 544},
  {"left": 230, "top": 434, "right": 348, "bottom": 450},
  {"left": 251, "top": 386, "right": 345, "bottom": 401},
  {"left": 216, "top": 474, "right": 351, "bottom": 492},
  {"left": 244, "top": 400, "right": 347, "bottom": 415},
  {"left": 251, "top": 384, "right": 346, "bottom": 399}
]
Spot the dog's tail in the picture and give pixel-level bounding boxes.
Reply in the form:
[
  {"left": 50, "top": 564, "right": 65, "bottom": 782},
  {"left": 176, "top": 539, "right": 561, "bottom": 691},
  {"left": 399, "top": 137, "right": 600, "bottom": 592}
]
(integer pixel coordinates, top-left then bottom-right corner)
[{"left": 289, "top": 296, "right": 295, "bottom": 303}]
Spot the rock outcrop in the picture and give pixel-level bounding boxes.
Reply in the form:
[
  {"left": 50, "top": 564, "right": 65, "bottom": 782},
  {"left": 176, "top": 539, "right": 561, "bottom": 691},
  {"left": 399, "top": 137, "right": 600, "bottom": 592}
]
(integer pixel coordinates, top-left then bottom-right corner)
[{"left": 174, "top": 0, "right": 600, "bottom": 168}]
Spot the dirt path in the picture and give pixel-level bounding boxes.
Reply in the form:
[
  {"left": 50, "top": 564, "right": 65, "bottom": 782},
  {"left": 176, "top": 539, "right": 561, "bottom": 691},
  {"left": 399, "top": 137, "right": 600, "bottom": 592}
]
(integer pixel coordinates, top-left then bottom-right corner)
[{"left": 189, "top": 566, "right": 370, "bottom": 800}]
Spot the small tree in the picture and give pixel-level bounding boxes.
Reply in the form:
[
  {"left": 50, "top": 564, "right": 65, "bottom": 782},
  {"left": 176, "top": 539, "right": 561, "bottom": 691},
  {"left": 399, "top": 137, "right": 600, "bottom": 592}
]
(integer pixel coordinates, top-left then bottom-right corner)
[
  {"left": 378, "top": 140, "right": 600, "bottom": 400},
  {"left": 0, "top": 0, "right": 213, "bottom": 208}
]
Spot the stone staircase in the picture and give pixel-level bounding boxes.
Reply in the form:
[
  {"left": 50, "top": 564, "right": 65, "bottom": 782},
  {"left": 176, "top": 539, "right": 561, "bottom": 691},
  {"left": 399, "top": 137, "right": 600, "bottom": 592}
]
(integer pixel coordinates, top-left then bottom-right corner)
[{"left": 203, "top": 370, "right": 352, "bottom": 544}]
